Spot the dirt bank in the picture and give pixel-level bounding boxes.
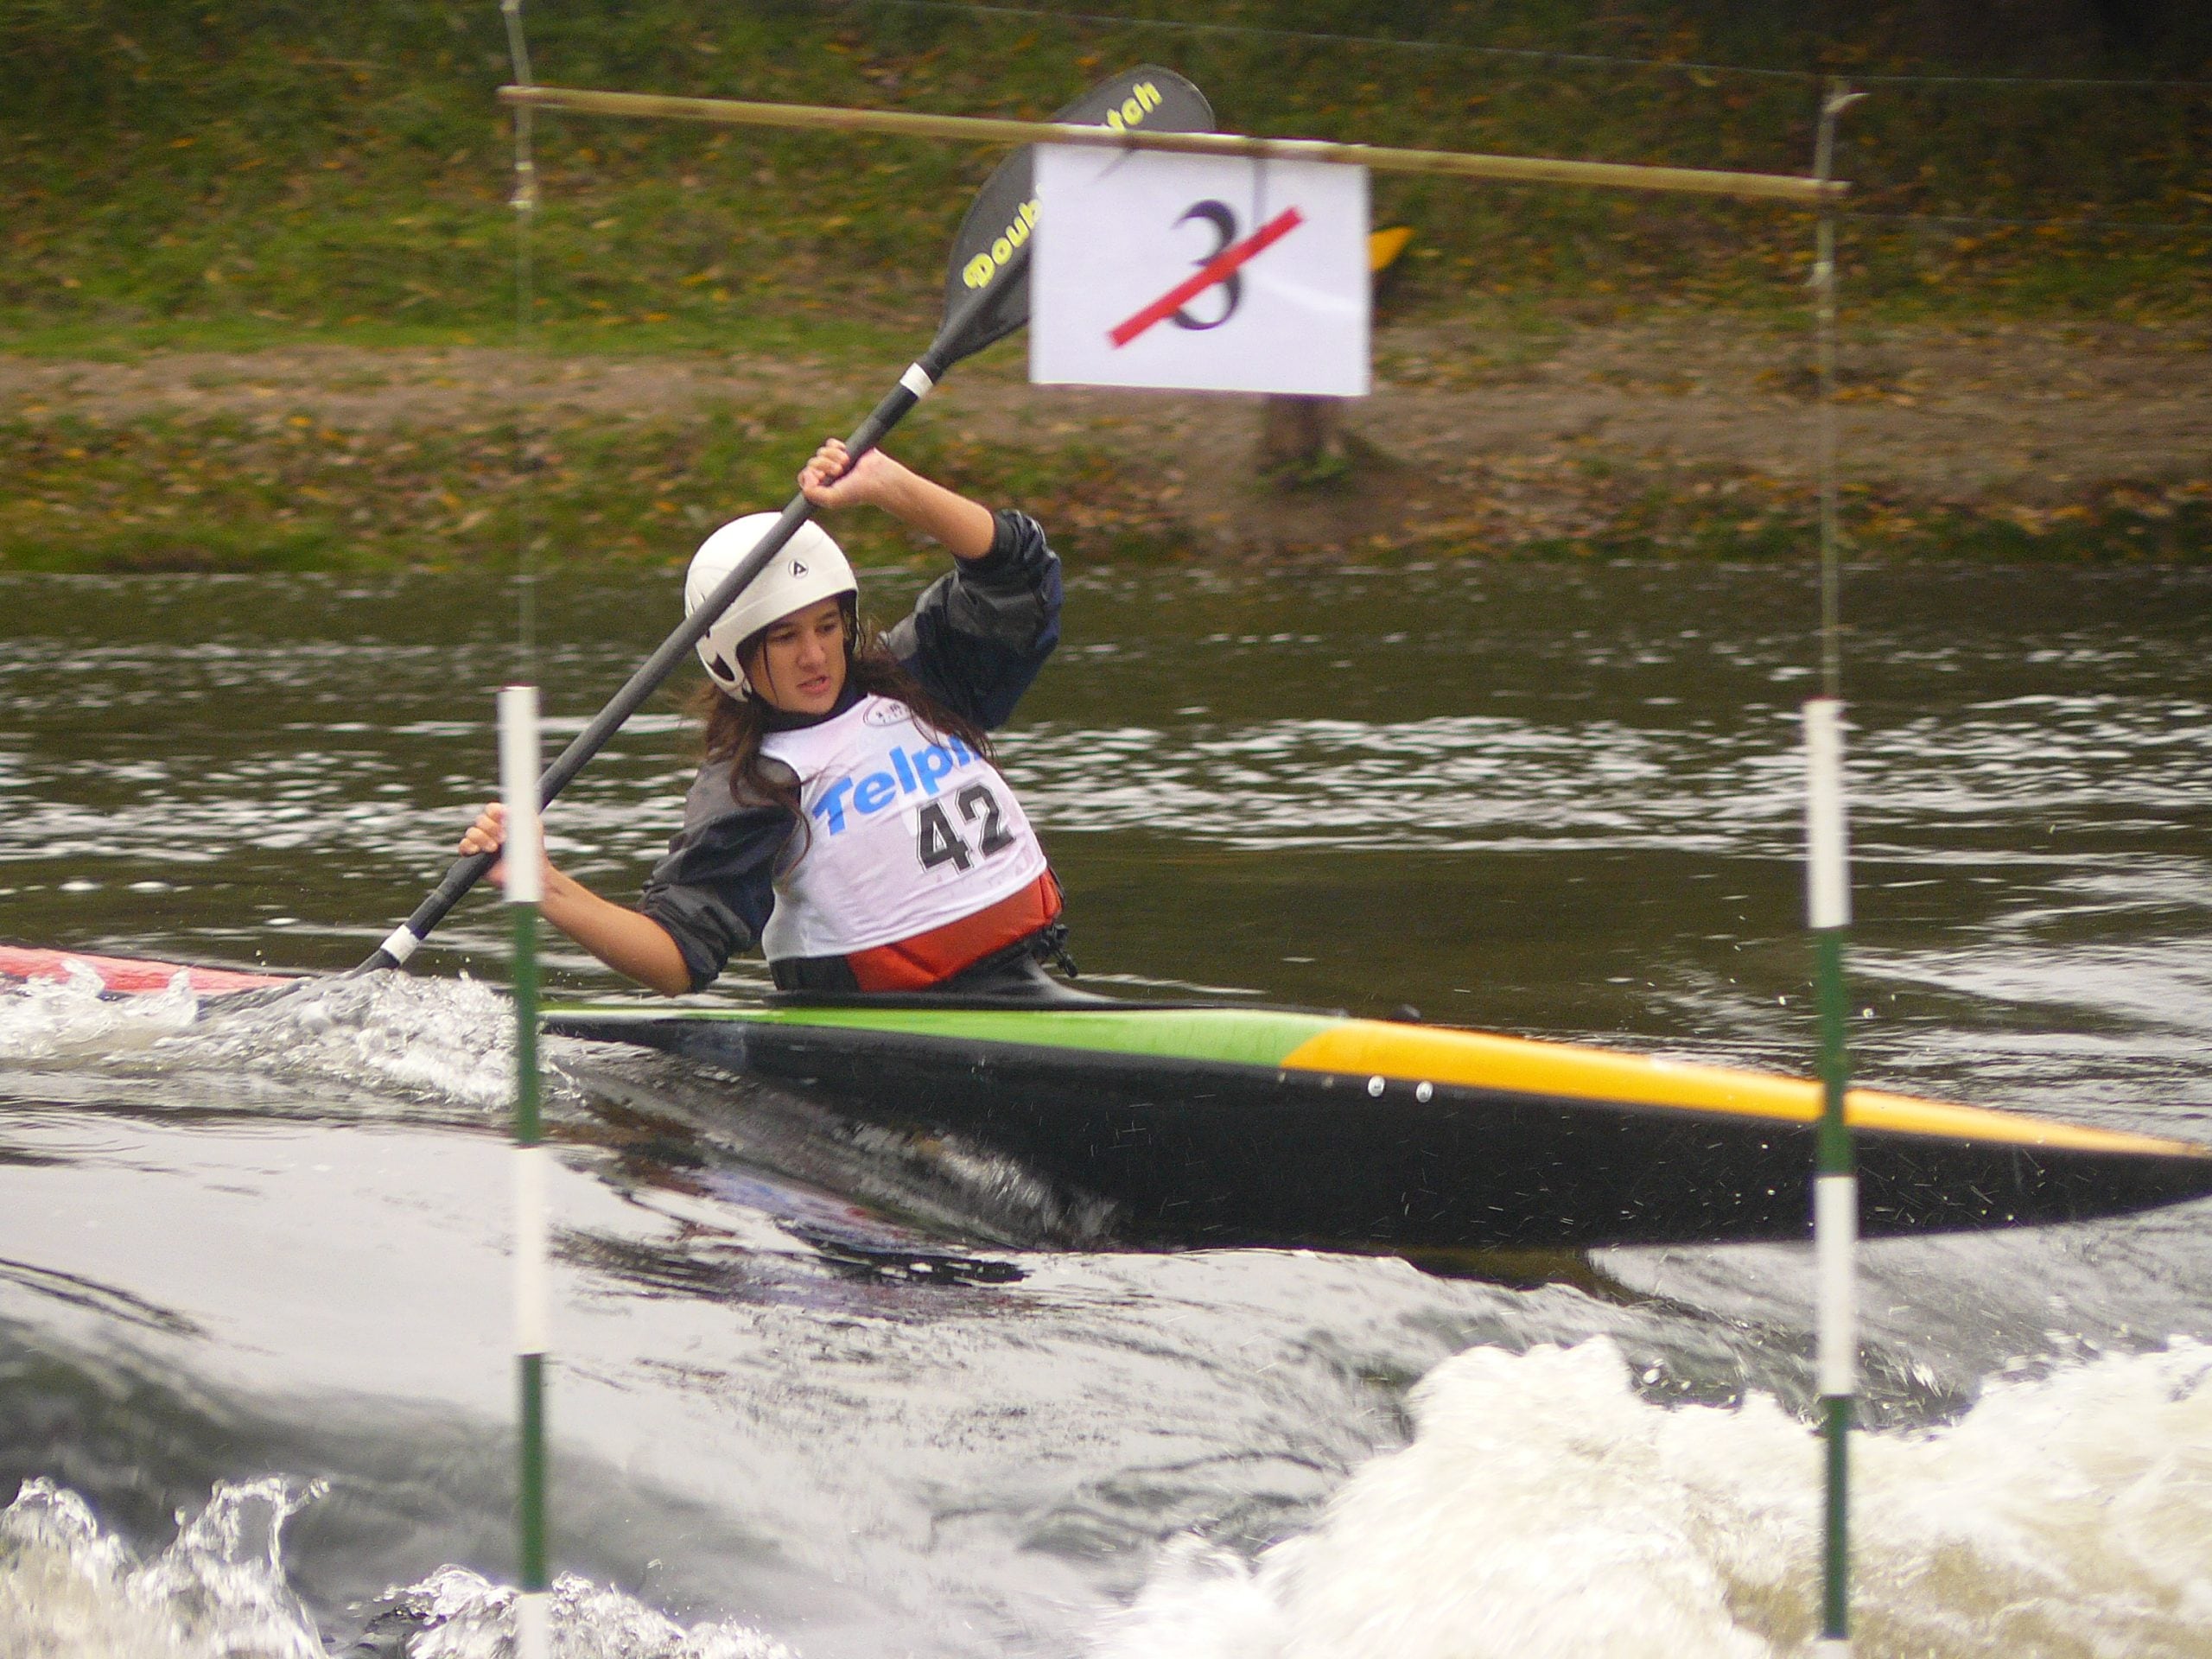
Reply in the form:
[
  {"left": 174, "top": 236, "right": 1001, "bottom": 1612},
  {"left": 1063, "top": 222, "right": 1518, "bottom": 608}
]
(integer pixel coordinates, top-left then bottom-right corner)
[{"left": 6, "top": 315, "right": 2208, "bottom": 566}]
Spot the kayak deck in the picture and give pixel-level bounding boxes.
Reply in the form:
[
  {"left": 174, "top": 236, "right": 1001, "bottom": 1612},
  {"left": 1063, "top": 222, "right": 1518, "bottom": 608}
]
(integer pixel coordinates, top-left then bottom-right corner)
[
  {"left": 546, "top": 1001, "right": 2212, "bottom": 1253},
  {"left": 10, "top": 944, "right": 2204, "bottom": 1254}
]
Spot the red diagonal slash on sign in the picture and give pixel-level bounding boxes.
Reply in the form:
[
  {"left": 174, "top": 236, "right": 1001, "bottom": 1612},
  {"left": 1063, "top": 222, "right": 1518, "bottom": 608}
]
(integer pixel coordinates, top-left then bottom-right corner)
[{"left": 1108, "top": 206, "right": 1306, "bottom": 349}]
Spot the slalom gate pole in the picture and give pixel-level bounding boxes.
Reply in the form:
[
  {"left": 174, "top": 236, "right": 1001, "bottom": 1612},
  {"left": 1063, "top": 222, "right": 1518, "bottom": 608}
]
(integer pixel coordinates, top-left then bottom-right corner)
[
  {"left": 501, "top": 683, "right": 552, "bottom": 1659},
  {"left": 1806, "top": 79, "right": 1865, "bottom": 1659},
  {"left": 498, "top": 7, "right": 551, "bottom": 1646},
  {"left": 1805, "top": 696, "right": 1854, "bottom": 1657}
]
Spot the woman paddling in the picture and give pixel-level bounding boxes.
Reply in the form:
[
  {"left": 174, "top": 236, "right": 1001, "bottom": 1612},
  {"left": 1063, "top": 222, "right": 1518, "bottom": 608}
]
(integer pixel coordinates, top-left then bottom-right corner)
[{"left": 460, "top": 438, "right": 1068, "bottom": 997}]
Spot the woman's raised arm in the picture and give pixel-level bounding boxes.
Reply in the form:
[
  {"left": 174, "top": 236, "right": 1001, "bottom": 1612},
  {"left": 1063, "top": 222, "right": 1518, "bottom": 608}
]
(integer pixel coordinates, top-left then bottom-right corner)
[{"left": 798, "top": 439, "right": 996, "bottom": 562}]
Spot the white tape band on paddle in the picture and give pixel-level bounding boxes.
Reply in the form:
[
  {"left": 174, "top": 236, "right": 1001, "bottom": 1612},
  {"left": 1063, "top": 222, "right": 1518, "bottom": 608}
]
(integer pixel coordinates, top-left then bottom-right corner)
[
  {"left": 378, "top": 925, "right": 421, "bottom": 965},
  {"left": 1803, "top": 697, "right": 1851, "bottom": 932},
  {"left": 1812, "top": 1641, "right": 1852, "bottom": 1659},
  {"left": 499, "top": 684, "right": 544, "bottom": 906},
  {"left": 1815, "top": 1173, "right": 1858, "bottom": 1397},
  {"left": 899, "top": 362, "right": 936, "bottom": 398},
  {"left": 515, "top": 1590, "right": 551, "bottom": 1659},
  {"left": 515, "top": 1143, "right": 551, "bottom": 1356}
]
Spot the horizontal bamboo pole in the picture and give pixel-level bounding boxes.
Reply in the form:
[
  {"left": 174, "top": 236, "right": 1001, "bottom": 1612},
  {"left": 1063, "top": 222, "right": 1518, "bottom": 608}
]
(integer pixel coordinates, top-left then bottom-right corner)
[{"left": 499, "top": 85, "right": 1844, "bottom": 206}]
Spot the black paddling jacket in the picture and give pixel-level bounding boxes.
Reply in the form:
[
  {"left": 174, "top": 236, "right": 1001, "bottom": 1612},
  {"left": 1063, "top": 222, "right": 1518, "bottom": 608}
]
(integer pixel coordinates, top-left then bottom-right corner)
[{"left": 638, "top": 509, "right": 1061, "bottom": 991}]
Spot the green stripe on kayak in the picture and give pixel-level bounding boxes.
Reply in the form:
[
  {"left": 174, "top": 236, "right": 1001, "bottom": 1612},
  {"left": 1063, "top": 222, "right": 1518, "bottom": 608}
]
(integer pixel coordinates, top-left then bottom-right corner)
[{"left": 547, "top": 1003, "right": 1340, "bottom": 1070}]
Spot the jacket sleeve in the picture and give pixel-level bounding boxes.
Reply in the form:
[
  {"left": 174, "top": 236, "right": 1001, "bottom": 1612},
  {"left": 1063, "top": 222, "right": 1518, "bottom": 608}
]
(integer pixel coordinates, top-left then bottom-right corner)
[
  {"left": 636, "top": 760, "right": 796, "bottom": 992},
  {"left": 882, "top": 508, "right": 1062, "bottom": 731}
]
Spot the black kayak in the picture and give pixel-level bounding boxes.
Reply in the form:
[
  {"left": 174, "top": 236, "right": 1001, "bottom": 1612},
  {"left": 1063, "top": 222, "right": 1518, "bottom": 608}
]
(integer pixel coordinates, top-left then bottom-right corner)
[
  {"left": 11, "top": 944, "right": 2202, "bottom": 1256},
  {"left": 545, "top": 988, "right": 2212, "bottom": 1255}
]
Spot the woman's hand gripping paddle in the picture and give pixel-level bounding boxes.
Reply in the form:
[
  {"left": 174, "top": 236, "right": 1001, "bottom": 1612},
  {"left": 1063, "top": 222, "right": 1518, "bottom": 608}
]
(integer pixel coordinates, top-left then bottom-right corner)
[{"left": 342, "top": 67, "right": 1213, "bottom": 982}]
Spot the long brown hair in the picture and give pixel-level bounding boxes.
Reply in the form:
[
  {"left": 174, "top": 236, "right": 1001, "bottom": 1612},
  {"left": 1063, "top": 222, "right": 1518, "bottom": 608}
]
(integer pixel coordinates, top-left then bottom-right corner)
[{"left": 686, "top": 607, "right": 994, "bottom": 829}]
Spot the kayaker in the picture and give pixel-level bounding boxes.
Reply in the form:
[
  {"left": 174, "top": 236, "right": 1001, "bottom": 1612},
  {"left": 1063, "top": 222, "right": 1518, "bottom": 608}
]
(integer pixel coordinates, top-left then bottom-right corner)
[{"left": 459, "top": 437, "right": 1069, "bottom": 997}]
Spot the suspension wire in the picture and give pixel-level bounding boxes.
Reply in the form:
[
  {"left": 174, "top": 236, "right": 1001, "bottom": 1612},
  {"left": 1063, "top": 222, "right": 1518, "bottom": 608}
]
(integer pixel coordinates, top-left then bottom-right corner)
[
  {"left": 504, "top": 0, "right": 539, "bottom": 679},
  {"left": 1851, "top": 66, "right": 2209, "bottom": 89},
  {"left": 832, "top": 0, "right": 1804, "bottom": 80},
  {"left": 1813, "top": 83, "right": 1863, "bottom": 704},
  {"left": 1841, "top": 209, "right": 2211, "bottom": 236},
  {"left": 822, "top": 0, "right": 2212, "bottom": 91}
]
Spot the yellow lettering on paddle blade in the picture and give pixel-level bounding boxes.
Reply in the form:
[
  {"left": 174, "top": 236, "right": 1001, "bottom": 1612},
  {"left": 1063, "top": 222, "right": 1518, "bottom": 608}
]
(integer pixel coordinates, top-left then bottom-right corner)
[{"left": 962, "top": 199, "right": 1045, "bottom": 290}]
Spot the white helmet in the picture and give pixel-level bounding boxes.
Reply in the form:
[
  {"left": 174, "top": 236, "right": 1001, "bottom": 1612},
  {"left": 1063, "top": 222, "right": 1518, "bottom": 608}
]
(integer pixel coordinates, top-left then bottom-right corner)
[{"left": 685, "top": 515, "right": 858, "bottom": 698}]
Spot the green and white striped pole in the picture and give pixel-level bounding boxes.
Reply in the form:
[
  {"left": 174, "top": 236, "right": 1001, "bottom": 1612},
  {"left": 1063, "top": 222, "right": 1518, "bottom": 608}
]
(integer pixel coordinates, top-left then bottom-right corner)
[
  {"left": 500, "top": 683, "right": 552, "bottom": 1659},
  {"left": 496, "top": 7, "right": 549, "bottom": 1645},
  {"left": 1804, "top": 696, "right": 1855, "bottom": 1658},
  {"left": 1807, "top": 79, "right": 1864, "bottom": 1659}
]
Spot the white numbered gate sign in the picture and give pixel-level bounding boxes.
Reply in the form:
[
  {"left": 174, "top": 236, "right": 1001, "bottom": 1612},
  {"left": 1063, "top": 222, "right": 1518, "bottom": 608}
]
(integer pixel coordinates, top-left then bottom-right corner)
[{"left": 1031, "top": 147, "right": 1370, "bottom": 397}]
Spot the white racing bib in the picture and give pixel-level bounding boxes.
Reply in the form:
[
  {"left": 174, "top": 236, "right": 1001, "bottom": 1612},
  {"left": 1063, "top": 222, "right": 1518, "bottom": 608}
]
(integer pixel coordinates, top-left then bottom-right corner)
[{"left": 759, "top": 694, "right": 1050, "bottom": 961}]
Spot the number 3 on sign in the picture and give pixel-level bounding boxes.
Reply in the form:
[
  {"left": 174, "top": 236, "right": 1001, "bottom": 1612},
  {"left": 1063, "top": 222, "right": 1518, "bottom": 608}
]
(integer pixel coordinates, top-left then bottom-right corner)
[
  {"left": 1170, "top": 201, "right": 1241, "bottom": 332},
  {"left": 1032, "top": 146, "right": 1368, "bottom": 397}
]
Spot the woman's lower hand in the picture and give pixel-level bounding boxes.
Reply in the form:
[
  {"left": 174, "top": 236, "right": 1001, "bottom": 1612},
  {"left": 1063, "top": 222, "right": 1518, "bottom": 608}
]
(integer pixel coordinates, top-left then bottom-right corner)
[
  {"left": 459, "top": 802, "right": 512, "bottom": 887},
  {"left": 460, "top": 804, "right": 687, "bottom": 995}
]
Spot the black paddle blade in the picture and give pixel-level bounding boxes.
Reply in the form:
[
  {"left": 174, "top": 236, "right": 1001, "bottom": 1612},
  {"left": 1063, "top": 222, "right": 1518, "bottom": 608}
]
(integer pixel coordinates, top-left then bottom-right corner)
[{"left": 934, "top": 66, "right": 1213, "bottom": 367}]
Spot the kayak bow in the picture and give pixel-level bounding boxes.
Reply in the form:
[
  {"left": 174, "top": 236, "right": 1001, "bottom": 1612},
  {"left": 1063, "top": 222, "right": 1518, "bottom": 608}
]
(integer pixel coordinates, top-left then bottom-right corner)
[{"left": 0, "top": 944, "right": 293, "bottom": 996}]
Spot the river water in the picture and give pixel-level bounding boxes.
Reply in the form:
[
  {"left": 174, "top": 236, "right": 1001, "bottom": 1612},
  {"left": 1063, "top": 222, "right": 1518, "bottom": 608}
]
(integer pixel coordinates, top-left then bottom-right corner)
[{"left": 2, "top": 560, "right": 2209, "bottom": 1658}]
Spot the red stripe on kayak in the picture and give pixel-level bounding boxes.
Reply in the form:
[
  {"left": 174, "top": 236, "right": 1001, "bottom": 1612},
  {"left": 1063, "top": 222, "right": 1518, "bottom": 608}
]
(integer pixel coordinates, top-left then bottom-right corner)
[{"left": 0, "top": 945, "right": 294, "bottom": 995}]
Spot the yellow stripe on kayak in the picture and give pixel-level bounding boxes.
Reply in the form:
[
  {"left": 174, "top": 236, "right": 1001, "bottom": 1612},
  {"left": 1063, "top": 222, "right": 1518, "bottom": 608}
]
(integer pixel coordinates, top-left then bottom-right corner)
[{"left": 1281, "top": 1021, "right": 2207, "bottom": 1156}]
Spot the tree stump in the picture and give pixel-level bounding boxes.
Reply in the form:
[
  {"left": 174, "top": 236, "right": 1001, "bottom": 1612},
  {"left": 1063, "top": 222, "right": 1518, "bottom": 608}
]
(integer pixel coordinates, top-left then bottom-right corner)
[{"left": 1256, "top": 394, "right": 1350, "bottom": 482}]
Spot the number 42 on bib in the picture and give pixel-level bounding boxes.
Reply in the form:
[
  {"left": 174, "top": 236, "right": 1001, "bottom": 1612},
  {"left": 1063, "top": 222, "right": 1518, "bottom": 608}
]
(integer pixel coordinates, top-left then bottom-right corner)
[{"left": 913, "top": 782, "right": 1016, "bottom": 873}]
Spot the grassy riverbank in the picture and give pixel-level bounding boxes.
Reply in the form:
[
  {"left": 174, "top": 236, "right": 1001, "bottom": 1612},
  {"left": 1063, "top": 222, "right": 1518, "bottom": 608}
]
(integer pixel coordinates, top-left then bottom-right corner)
[
  {"left": 3, "top": 3, "right": 2207, "bottom": 569},
  {"left": 6, "top": 0, "right": 2208, "bottom": 342}
]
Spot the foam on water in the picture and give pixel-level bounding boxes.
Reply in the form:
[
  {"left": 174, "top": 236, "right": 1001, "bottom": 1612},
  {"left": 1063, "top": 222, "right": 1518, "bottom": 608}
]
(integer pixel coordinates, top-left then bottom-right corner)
[
  {"left": 178, "top": 971, "right": 518, "bottom": 1112},
  {"left": 0, "top": 961, "right": 201, "bottom": 1060},
  {"left": 0, "top": 967, "right": 518, "bottom": 1114},
  {"left": 0, "top": 1479, "right": 796, "bottom": 1659},
  {"left": 393, "top": 1567, "right": 793, "bottom": 1659},
  {"left": 1092, "top": 1337, "right": 2212, "bottom": 1659},
  {"left": 0, "top": 1476, "right": 325, "bottom": 1659}
]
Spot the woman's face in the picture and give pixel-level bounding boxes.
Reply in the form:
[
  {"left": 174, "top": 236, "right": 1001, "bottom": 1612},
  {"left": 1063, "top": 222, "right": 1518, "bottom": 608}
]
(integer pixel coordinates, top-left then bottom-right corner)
[{"left": 745, "top": 597, "right": 849, "bottom": 715}]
